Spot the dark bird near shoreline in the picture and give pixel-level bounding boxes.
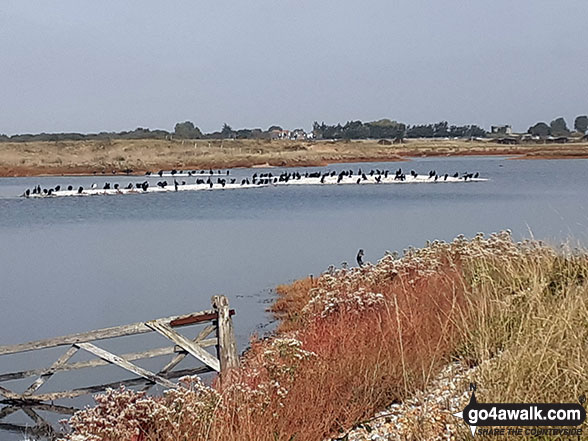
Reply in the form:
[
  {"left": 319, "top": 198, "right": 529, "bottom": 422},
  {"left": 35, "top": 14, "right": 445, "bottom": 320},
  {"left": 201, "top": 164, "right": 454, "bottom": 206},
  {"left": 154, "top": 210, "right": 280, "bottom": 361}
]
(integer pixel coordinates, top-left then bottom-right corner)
[{"left": 356, "top": 249, "right": 364, "bottom": 267}]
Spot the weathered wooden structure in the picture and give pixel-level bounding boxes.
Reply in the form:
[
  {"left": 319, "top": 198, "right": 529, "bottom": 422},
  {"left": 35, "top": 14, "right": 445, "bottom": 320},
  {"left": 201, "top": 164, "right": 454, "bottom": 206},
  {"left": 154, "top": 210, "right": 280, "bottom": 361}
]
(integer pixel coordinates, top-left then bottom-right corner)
[{"left": 0, "top": 295, "right": 238, "bottom": 438}]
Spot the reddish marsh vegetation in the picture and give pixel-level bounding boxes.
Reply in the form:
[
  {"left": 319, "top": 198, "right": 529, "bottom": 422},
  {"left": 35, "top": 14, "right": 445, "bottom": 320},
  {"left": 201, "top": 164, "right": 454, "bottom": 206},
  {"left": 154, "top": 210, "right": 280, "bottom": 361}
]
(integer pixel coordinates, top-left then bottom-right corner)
[{"left": 64, "top": 232, "right": 588, "bottom": 441}]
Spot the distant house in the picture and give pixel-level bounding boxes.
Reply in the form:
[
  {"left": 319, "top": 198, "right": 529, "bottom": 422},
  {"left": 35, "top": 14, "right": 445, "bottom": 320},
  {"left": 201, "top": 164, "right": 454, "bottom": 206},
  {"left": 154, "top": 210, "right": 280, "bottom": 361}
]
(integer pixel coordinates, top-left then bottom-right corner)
[
  {"left": 290, "top": 129, "right": 308, "bottom": 140},
  {"left": 491, "top": 125, "right": 513, "bottom": 135},
  {"left": 269, "top": 129, "right": 291, "bottom": 140}
]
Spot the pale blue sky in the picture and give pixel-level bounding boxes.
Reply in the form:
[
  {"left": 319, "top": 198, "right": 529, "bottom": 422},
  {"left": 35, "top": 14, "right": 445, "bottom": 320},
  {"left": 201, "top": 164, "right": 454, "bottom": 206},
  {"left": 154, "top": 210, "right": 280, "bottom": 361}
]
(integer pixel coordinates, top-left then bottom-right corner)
[{"left": 1, "top": 0, "right": 587, "bottom": 134}]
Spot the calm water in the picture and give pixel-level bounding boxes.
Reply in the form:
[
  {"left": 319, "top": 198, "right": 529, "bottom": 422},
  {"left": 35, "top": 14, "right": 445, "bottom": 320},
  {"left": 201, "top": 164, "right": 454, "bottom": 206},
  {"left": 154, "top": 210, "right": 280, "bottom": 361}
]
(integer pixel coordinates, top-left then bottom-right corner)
[{"left": 1, "top": 156, "right": 588, "bottom": 438}]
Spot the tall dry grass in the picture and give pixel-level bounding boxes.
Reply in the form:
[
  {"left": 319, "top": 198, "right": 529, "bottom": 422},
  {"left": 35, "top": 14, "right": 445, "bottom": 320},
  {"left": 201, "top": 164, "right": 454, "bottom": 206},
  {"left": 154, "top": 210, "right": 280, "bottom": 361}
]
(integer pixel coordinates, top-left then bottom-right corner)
[{"left": 63, "top": 232, "right": 588, "bottom": 441}]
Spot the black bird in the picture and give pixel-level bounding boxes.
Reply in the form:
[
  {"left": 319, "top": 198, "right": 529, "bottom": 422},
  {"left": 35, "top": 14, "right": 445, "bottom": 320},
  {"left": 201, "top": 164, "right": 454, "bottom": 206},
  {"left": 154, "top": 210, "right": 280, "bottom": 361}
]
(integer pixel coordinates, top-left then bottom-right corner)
[
  {"left": 127, "top": 183, "right": 134, "bottom": 189},
  {"left": 78, "top": 186, "right": 83, "bottom": 194},
  {"left": 67, "top": 185, "right": 73, "bottom": 191},
  {"left": 114, "top": 183, "right": 119, "bottom": 190},
  {"left": 142, "top": 181, "right": 149, "bottom": 191},
  {"left": 158, "top": 170, "right": 163, "bottom": 177},
  {"left": 474, "top": 172, "right": 479, "bottom": 178},
  {"left": 24, "top": 189, "right": 30, "bottom": 197},
  {"left": 356, "top": 249, "right": 364, "bottom": 267},
  {"left": 54, "top": 185, "right": 61, "bottom": 192},
  {"left": 453, "top": 172, "right": 459, "bottom": 178},
  {"left": 174, "top": 179, "right": 179, "bottom": 192}
]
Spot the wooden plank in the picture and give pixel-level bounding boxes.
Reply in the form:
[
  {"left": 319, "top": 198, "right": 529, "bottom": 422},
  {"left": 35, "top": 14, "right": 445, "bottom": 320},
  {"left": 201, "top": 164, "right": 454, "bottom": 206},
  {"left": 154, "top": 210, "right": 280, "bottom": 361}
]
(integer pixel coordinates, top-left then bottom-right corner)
[
  {"left": 212, "top": 295, "right": 239, "bottom": 370},
  {"left": 159, "top": 324, "right": 216, "bottom": 375},
  {"left": 0, "top": 422, "right": 46, "bottom": 436},
  {"left": 0, "top": 309, "right": 218, "bottom": 356},
  {"left": 0, "top": 386, "right": 21, "bottom": 401},
  {"left": 146, "top": 321, "right": 220, "bottom": 372},
  {"left": 30, "top": 366, "right": 211, "bottom": 401},
  {"left": 22, "top": 407, "right": 45, "bottom": 425},
  {"left": 0, "top": 406, "right": 19, "bottom": 420},
  {"left": 75, "top": 343, "right": 177, "bottom": 389},
  {"left": 23, "top": 346, "right": 78, "bottom": 396},
  {"left": 0, "top": 339, "right": 217, "bottom": 383},
  {"left": 169, "top": 309, "right": 234, "bottom": 327},
  {"left": 142, "top": 325, "right": 217, "bottom": 392},
  {"left": 21, "top": 407, "right": 56, "bottom": 438}
]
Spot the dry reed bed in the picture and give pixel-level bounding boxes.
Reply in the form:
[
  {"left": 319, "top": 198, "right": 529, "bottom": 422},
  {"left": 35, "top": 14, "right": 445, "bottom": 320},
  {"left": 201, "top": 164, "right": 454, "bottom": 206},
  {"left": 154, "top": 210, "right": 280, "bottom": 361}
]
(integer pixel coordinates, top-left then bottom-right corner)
[{"left": 63, "top": 232, "right": 588, "bottom": 441}]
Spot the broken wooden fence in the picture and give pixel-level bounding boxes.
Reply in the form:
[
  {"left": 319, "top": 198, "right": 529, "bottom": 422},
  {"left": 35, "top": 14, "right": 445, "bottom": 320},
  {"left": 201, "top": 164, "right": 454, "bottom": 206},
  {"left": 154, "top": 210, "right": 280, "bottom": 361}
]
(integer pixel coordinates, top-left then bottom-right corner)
[{"left": 0, "top": 295, "right": 238, "bottom": 437}]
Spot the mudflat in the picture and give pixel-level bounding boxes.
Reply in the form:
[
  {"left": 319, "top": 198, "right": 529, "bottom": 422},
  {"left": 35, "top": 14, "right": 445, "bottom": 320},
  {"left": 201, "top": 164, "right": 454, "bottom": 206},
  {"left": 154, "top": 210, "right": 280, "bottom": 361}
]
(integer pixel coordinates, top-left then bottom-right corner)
[{"left": 1, "top": 138, "right": 587, "bottom": 177}]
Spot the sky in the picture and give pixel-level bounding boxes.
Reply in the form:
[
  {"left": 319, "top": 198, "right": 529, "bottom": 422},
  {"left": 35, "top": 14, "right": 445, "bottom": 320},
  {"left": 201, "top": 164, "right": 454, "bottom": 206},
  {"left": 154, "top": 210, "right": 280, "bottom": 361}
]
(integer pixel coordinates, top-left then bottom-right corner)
[{"left": 1, "top": 0, "right": 587, "bottom": 135}]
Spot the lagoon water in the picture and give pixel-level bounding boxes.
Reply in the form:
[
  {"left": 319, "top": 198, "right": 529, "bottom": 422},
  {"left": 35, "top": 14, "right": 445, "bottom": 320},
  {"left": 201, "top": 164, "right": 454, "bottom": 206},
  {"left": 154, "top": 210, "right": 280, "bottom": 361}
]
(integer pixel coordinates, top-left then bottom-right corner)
[{"left": 1, "top": 156, "right": 588, "bottom": 438}]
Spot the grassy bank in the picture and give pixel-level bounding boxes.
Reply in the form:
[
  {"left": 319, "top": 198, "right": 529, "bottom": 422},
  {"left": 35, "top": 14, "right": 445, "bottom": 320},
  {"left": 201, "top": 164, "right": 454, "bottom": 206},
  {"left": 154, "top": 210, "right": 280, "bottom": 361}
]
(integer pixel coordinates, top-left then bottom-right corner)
[
  {"left": 2, "top": 138, "right": 588, "bottom": 177},
  {"left": 64, "top": 232, "right": 587, "bottom": 441}
]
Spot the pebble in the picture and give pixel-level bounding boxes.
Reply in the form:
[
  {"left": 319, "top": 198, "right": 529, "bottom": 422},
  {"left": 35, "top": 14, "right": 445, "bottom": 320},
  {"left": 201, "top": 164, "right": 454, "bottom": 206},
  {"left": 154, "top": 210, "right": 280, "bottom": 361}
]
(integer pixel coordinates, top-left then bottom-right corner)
[{"left": 329, "top": 362, "right": 480, "bottom": 441}]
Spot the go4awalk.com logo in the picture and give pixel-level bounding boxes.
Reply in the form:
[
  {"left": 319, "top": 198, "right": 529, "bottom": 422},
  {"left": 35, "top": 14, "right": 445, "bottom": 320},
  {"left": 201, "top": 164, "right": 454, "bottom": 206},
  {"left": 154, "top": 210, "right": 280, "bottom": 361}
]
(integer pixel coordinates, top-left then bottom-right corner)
[{"left": 452, "top": 384, "right": 586, "bottom": 437}]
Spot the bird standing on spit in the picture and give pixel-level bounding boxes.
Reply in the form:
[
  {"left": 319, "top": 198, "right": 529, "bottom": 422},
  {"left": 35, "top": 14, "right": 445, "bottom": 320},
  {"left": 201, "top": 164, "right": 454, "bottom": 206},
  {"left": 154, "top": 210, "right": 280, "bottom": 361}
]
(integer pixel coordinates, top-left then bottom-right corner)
[{"left": 356, "top": 249, "right": 364, "bottom": 267}]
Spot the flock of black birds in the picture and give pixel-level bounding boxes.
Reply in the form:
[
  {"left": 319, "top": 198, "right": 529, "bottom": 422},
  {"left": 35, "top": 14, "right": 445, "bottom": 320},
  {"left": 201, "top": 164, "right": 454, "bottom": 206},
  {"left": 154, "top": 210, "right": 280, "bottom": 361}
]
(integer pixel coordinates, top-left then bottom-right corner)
[
  {"left": 22, "top": 167, "right": 481, "bottom": 198},
  {"left": 146, "top": 169, "right": 230, "bottom": 177}
]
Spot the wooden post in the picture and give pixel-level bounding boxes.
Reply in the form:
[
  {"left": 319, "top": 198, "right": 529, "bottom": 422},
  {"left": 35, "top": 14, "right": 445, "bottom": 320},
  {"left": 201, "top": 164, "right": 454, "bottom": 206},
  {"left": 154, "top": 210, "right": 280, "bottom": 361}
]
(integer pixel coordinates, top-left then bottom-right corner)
[{"left": 211, "top": 295, "right": 239, "bottom": 371}]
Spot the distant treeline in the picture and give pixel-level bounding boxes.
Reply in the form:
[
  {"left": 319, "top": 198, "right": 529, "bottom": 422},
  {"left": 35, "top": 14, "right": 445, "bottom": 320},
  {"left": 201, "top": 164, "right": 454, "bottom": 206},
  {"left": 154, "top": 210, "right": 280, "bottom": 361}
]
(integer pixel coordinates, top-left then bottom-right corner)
[
  {"left": 0, "top": 119, "right": 489, "bottom": 142},
  {"left": 313, "top": 120, "right": 486, "bottom": 140},
  {"left": 527, "top": 116, "right": 588, "bottom": 137}
]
